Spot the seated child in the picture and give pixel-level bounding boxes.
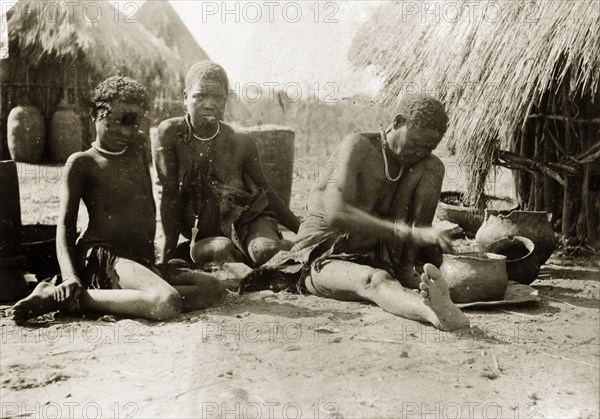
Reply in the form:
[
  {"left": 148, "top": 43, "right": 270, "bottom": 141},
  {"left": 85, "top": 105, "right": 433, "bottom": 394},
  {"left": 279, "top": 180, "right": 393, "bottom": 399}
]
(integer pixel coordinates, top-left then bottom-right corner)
[
  {"left": 155, "top": 61, "right": 300, "bottom": 267},
  {"left": 13, "top": 76, "right": 226, "bottom": 323}
]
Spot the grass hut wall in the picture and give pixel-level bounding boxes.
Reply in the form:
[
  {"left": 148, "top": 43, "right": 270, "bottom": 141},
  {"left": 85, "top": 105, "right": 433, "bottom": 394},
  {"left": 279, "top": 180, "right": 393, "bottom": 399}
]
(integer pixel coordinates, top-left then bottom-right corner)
[
  {"left": 351, "top": 0, "right": 600, "bottom": 245},
  {"left": 0, "top": 0, "right": 185, "bottom": 160}
]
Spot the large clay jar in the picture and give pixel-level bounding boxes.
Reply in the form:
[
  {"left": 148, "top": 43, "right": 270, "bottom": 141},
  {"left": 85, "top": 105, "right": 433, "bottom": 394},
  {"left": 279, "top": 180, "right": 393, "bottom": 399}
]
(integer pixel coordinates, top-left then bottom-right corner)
[
  {"left": 440, "top": 252, "right": 508, "bottom": 303},
  {"left": 7, "top": 105, "right": 45, "bottom": 163},
  {"left": 49, "top": 98, "right": 83, "bottom": 162},
  {"left": 476, "top": 210, "right": 557, "bottom": 265},
  {"left": 485, "top": 236, "right": 541, "bottom": 285},
  {"left": 436, "top": 191, "right": 518, "bottom": 234}
]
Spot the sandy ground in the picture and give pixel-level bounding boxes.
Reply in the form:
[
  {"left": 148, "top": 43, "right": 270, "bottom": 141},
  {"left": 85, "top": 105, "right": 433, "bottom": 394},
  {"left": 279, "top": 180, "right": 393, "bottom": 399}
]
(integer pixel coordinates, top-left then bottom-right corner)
[
  {"left": 1, "top": 258, "right": 599, "bottom": 418},
  {"left": 1, "top": 161, "right": 599, "bottom": 418}
]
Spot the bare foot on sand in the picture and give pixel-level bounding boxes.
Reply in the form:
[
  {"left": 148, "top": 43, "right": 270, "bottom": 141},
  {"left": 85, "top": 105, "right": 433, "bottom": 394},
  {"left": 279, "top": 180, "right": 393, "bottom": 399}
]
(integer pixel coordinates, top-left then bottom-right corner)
[
  {"left": 419, "top": 263, "right": 470, "bottom": 331},
  {"left": 13, "top": 282, "right": 62, "bottom": 324}
]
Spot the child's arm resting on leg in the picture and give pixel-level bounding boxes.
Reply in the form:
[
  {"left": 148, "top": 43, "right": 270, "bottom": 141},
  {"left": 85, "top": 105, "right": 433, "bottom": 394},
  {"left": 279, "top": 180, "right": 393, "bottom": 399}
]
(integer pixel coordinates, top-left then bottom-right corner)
[
  {"left": 155, "top": 121, "right": 183, "bottom": 262},
  {"left": 55, "top": 153, "right": 88, "bottom": 310}
]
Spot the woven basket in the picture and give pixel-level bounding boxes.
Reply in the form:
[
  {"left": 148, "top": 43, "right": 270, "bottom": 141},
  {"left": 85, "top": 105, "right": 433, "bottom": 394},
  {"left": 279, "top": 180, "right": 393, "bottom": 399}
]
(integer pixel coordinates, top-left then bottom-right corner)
[{"left": 242, "top": 125, "right": 295, "bottom": 207}]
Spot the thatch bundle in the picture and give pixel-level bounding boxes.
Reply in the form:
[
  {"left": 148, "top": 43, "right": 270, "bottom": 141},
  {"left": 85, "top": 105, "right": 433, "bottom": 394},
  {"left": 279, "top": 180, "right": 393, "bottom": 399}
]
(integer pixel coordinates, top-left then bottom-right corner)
[
  {"left": 6, "top": 0, "right": 183, "bottom": 91},
  {"left": 351, "top": 0, "right": 600, "bottom": 242},
  {"left": 0, "top": 0, "right": 191, "bottom": 159}
]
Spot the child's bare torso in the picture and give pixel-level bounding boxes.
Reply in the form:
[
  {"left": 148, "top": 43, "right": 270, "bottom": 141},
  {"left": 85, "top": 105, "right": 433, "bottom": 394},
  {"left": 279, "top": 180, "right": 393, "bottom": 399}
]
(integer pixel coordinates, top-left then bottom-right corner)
[{"left": 80, "top": 146, "right": 156, "bottom": 260}]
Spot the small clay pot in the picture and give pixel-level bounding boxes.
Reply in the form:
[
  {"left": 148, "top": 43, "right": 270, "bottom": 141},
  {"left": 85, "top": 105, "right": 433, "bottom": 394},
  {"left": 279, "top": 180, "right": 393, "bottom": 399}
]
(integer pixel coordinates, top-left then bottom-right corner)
[
  {"left": 476, "top": 210, "right": 557, "bottom": 265},
  {"left": 440, "top": 252, "right": 508, "bottom": 303},
  {"left": 485, "top": 236, "right": 541, "bottom": 285}
]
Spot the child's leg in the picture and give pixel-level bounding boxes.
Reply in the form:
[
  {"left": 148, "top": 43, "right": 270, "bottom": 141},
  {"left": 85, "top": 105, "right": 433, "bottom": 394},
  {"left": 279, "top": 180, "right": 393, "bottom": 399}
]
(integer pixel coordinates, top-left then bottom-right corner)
[
  {"left": 244, "top": 216, "right": 292, "bottom": 266},
  {"left": 165, "top": 270, "right": 226, "bottom": 311},
  {"left": 78, "top": 258, "right": 182, "bottom": 320},
  {"left": 14, "top": 257, "right": 182, "bottom": 322}
]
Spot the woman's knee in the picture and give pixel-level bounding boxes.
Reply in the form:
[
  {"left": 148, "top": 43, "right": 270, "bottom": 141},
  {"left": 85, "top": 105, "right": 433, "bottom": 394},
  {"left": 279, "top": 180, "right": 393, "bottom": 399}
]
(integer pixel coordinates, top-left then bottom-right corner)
[
  {"left": 247, "top": 238, "right": 284, "bottom": 266},
  {"left": 305, "top": 264, "right": 391, "bottom": 301},
  {"left": 191, "top": 237, "right": 244, "bottom": 264},
  {"left": 362, "top": 269, "right": 395, "bottom": 291}
]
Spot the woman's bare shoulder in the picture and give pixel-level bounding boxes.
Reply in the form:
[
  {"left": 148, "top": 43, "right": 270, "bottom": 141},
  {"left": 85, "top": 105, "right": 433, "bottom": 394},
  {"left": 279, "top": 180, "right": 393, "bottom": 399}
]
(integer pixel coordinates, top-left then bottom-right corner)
[{"left": 156, "top": 116, "right": 187, "bottom": 145}]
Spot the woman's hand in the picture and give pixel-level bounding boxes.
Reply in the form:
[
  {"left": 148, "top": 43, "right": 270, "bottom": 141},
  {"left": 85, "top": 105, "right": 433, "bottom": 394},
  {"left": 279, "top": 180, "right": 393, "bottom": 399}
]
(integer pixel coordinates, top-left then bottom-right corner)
[{"left": 411, "top": 226, "right": 454, "bottom": 254}]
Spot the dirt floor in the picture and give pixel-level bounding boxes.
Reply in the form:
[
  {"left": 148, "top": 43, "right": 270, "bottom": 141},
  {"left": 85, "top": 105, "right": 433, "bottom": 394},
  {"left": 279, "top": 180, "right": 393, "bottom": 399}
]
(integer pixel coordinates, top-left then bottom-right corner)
[{"left": 1, "top": 161, "right": 599, "bottom": 418}]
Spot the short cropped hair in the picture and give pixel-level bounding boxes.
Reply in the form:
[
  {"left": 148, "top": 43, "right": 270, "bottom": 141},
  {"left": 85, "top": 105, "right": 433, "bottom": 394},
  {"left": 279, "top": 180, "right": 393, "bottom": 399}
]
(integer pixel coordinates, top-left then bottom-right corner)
[
  {"left": 396, "top": 94, "right": 448, "bottom": 136},
  {"left": 91, "top": 76, "right": 149, "bottom": 116},
  {"left": 185, "top": 60, "right": 229, "bottom": 92}
]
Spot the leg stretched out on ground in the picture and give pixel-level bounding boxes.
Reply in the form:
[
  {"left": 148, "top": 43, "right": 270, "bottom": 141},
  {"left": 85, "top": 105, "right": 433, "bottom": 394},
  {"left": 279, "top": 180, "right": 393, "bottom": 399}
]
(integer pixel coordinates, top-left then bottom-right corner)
[{"left": 305, "top": 260, "right": 469, "bottom": 331}]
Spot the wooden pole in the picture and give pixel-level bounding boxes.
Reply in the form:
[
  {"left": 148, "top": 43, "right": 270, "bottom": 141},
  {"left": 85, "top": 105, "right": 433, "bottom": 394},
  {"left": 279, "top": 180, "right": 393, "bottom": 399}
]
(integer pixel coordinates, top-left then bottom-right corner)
[
  {"left": 511, "top": 130, "right": 521, "bottom": 205},
  {"left": 575, "top": 97, "right": 593, "bottom": 242},
  {"left": 561, "top": 146, "right": 572, "bottom": 234},
  {"left": 523, "top": 118, "right": 536, "bottom": 210},
  {"left": 578, "top": 144, "right": 591, "bottom": 241},
  {"left": 587, "top": 95, "right": 600, "bottom": 246},
  {"left": 0, "top": 82, "right": 5, "bottom": 159},
  {"left": 518, "top": 121, "right": 533, "bottom": 209},
  {"left": 561, "top": 84, "right": 576, "bottom": 237},
  {"left": 543, "top": 120, "right": 559, "bottom": 221},
  {"left": 533, "top": 118, "right": 544, "bottom": 210}
]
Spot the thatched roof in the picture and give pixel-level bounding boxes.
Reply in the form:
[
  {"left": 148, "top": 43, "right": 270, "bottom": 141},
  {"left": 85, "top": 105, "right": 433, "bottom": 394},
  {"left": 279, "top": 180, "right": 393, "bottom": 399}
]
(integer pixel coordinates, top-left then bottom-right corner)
[
  {"left": 351, "top": 0, "right": 600, "bottom": 201},
  {"left": 6, "top": 0, "right": 184, "bottom": 90},
  {"left": 137, "top": 1, "right": 209, "bottom": 70}
]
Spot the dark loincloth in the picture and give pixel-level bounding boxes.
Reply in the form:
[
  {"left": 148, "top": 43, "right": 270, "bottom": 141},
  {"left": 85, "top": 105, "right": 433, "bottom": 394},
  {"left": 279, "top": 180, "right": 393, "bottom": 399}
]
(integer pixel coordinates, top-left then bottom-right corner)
[
  {"left": 238, "top": 212, "right": 396, "bottom": 294},
  {"left": 50, "top": 238, "right": 174, "bottom": 290}
]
